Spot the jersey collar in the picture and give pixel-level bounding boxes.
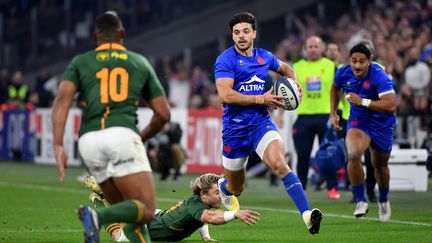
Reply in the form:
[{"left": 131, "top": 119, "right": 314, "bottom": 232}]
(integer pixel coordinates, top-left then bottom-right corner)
[{"left": 95, "top": 43, "right": 126, "bottom": 51}]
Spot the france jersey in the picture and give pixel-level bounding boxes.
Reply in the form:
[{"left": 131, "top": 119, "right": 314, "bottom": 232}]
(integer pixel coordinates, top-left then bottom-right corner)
[
  {"left": 214, "top": 46, "right": 279, "bottom": 130},
  {"left": 214, "top": 46, "right": 281, "bottom": 161},
  {"left": 334, "top": 63, "right": 396, "bottom": 152}
]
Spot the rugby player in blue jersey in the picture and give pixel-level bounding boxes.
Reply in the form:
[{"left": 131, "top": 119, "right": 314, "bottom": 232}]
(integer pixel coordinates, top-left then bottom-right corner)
[
  {"left": 330, "top": 44, "right": 397, "bottom": 221},
  {"left": 213, "top": 12, "right": 322, "bottom": 234}
]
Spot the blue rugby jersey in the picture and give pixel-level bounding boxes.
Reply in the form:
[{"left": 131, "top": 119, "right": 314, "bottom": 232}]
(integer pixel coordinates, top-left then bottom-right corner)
[
  {"left": 214, "top": 46, "right": 279, "bottom": 129},
  {"left": 333, "top": 63, "right": 396, "bottom": 128}
]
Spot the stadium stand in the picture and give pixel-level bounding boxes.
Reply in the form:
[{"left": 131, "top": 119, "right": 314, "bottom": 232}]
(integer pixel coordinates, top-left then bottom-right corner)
[{"left": 0, "top": 0, "right": 431, "bottom": 177}]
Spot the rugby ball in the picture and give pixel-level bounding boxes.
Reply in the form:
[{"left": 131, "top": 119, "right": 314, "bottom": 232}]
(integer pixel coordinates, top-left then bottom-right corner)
[{"left": 275, "top": 76, "right": 300, "bottom": 110}]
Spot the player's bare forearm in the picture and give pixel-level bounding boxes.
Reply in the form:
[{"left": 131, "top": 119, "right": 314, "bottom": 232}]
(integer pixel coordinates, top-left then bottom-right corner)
[
  {"left": 277, "top": 61, "right": 297, "bottom": 81},
  {"left": 216, "top": 78, "right": 257, "bottom": 105},
  {"left": 368, "top": 93, "right": 397, "bottom": 113},
  {"left": 140, "top": 96, "right": 170, "bottom": 142},
  {"left": 52, "top": 80, "right": 76, "bottom": 181},
  {"left": 201, "top": 210, "right": 233, "bottom": 225},
  {"left": 346, "top": 92, "right": 397, "bottom": 113},
  {"left": 216, "top": 78, "right": 283, "bottom": 108},
  {"left": 330, "top": 84, "right": 342, "bottom": 115},
  {"left": 200, "top": 209, "right": 260, "bottom": 226},
  {"left": 52, "top": 81, "right": 76, "bottom": 146},
  {"left": 277, "top": 62, "right": 303, "bottom": 99},
  {"left": 330, "top": 84, "right": 342, "bottom": 129}
]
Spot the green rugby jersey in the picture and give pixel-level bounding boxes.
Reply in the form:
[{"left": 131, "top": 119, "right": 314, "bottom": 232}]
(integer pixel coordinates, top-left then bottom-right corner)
[
  {"left": 149, "top": 195, "right": 210, "bottom": 241},
  {"left": 62, "top": 43, "right": 164, "bottom": 136}
]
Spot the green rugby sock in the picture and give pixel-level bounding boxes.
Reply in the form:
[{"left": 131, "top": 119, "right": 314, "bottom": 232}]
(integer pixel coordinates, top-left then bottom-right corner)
[
  {"left": 123, "top": 223, "right": 152, "bottom": 243},
  {"left": 91, "top": 197, "right": 121, "bottom": 237},
  {"left": 96, "top": 199, "right": 146, "bottom": 225}
]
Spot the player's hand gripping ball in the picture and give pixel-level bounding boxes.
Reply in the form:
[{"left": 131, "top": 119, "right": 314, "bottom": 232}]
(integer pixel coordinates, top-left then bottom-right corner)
[{"left": 275, "top": 76, "right": 301, "bottom": 110}]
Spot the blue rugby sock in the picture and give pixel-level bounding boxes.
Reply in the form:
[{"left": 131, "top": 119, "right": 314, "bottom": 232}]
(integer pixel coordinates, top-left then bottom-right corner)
[
  {"left": 282, "top": 172, "right": 311, "bottom": 215},
  {"left": 378, "top": 187, "right": 389, "bottom": 203},
  {"left": 219, "top": 178, "right": 232, "bottom": 195},
  {"left": 352, "top": 184, "right": 367, "bottom": 202}
]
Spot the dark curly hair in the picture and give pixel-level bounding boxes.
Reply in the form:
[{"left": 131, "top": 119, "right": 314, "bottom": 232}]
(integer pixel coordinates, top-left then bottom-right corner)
[{"left": 229, "top": 12, "right": 256, "bottom": 32}]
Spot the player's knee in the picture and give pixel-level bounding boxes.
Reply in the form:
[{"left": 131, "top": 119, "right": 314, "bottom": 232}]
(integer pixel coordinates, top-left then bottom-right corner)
[
  {"left": 271, "top": 160, "right": 289, "bottom": 178},
  {"left": 230, "top": 187, "right": 244, "bottom": 196},
  {"left": 348, "top": 152, "right": 362, "bottom": 163},
  {"left": 374, "top": 165, "right": 389, "bottom": 174}
]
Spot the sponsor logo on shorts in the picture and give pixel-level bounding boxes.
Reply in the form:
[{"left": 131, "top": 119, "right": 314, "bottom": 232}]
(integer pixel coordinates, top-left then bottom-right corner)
[{"left": 113, "top": 157, "right": 135, "bottom": 166}]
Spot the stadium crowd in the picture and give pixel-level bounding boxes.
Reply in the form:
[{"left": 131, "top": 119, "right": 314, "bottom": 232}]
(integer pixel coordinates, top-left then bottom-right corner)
[{"left": 0, "top": 1, "right": 431, "bottom": 177}]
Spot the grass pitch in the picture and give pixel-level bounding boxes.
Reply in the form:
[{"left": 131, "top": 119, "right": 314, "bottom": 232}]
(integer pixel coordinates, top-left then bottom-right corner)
[{"left": 0, "top": 161, "right": 431, "bottom": 242}]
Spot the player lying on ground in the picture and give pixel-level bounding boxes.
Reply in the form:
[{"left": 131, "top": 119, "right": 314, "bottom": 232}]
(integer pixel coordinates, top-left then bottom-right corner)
[{"left": 85, "top": 173, "right": 260, "bottom": 242}]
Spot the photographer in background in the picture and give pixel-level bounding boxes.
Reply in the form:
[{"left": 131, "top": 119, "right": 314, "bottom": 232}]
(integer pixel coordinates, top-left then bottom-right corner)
[{"left": 148, "top": 121, "right": 186, "bottom": 181}]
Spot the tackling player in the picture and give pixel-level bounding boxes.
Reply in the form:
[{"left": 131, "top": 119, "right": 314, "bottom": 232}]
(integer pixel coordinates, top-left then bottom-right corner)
[
  {"left": 213, "top": 12, "right": 322, "bottom": 234},
  {"left": 52, "top": 11, "right": 170, "bottom": 242},
  {"left": 330, "top": 44, "right": 397, "bottom": 221},
  {"left": 85, "top": 174, "right": 260, "bottom": 242}
]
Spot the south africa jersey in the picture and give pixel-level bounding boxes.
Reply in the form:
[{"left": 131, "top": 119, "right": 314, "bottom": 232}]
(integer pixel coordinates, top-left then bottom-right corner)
[
  {"left": 214, "top": 46, "right": 279, "bottom": 129},
  {"left": 62, "top": 43, "right": 165, "bottom": 136},
  {"left": 148, "top": 195, "right": 209, "bottom": 241},
  {"left": 334, "top": 63, "right": 396, "bottom": 128}
]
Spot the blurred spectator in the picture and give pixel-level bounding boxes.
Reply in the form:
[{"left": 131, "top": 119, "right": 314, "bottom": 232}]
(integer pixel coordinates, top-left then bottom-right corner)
[
  {"left": 403, "top": 46, "right": 430, "bottom": 130},
  {"left": 165, "top": 58, "right": 190, "bottom": 108},
  {"left": 189, "top": 66, "right": 214, "bottom": 108},
  {"left": 7, "top": 71, "right": 29, "bottom": 109},
  {"left": 44, "top": 73, "right": 61, "bottom": 103},
  {"left": 325, "top": 42, "right": 343, "bottom": 67},
  {"left": 0, "top": 68, "right": 10, "bottom": 105},
  {"left": 34, "top": 68, "right": 52, "bottom": 107}
]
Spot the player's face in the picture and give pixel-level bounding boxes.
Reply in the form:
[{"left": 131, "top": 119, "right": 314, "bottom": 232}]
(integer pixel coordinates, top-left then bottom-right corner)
[
  {"left": 232, "top": 23, "right": 256, "bottom": 53},
  {"left": 350, "top": 52, "right": 371, "bottom": 78},
  {"left": 203, "top": 184, "right": 222, "bottom": 208}
]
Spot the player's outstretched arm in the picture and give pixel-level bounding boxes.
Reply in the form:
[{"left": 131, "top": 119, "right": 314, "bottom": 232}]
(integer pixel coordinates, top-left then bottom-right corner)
[
  {"left": 200, "top": 209, "right": 260, "bottom": 226},
  {"left": 52, "top": 80, "right": 76, "bottom": 182}
]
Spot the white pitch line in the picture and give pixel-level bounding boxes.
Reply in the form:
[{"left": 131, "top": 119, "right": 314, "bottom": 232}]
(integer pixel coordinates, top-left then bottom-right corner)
[
  {"left": 1, "top": 181, "right": 431, "bottom": 228},
  {"left": 5, "top": 229, "right": 82, "bottom": 233},
  {"left": 248, "top": 206, "right": 432, "bottom": 227}
]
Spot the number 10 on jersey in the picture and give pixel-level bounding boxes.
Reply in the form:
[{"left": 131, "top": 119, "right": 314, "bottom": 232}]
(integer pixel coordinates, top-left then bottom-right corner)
[{"left": 96, "top": 67, "right": 129, "bottom": 104}]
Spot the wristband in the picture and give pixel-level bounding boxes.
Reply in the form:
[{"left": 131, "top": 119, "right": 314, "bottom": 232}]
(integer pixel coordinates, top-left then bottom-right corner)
[
  {"left": 255, "top": 95, "right": 264, "bottom": 105},
  {"left": 361, "top": 98, "right": 371, "bottom": 108},
  {"left": 199, "top": 224, "right": 210, "bottom": 239},
  {"left": 223, "top": 211, "right": 237, "bottom": 222}
]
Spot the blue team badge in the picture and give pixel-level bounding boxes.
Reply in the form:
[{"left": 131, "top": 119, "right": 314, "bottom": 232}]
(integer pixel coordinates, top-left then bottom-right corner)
[
  {"left": 306, "top": 81, "right": 321, "bottom": 91},
  {"left": 239, "top": 60, "right": 245, "bottom": 65}
]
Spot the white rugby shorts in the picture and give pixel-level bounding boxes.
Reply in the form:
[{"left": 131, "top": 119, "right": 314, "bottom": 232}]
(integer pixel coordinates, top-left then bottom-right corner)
[{"left": 78, "top": 127, "right": 151, "bottom": 183}]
